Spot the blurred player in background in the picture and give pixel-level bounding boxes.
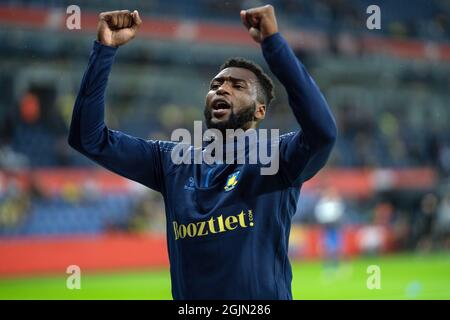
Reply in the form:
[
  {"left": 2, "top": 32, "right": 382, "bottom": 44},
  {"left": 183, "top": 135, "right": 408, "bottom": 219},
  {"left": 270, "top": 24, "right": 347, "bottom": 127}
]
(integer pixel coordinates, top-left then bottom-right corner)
[{"left": 314, "top": 187, "right": 344, "bottom": 271}]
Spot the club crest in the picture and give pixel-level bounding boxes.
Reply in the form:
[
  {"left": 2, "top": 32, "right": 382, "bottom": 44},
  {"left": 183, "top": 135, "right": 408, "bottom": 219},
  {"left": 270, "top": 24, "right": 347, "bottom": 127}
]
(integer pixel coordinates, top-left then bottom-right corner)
[{"left": 224, "top": 171, "right": 240, "bottom": 192}]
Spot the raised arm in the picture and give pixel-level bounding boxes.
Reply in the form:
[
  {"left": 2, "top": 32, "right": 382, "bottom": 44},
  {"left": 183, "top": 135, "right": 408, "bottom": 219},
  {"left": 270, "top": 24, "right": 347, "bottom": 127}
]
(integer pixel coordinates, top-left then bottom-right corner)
[
  {"left": 68, "top": 10, "right": 165, "bottom": 192},
  {"left": 241, "top": 5, "right": 337, "bottom": 185}
]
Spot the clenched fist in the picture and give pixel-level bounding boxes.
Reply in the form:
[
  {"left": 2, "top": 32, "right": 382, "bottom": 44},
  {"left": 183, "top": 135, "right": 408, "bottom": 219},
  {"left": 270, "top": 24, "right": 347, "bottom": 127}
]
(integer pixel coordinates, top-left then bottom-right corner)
[
  {"left": 97, "top": 10, "right": 142, "bottom": 47},
  {"left": 240, "top": 5, "right": 278, "bottom": 43}
]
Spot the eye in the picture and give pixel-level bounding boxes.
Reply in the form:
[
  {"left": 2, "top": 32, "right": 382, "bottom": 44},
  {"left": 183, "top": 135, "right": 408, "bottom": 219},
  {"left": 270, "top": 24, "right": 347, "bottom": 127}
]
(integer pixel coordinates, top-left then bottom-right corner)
[
  {"left": 210, "top": 83, "right": 220, "bottom": 90},
  {"left": 234, "top": 84, "right": 244, "bottom": 89}
]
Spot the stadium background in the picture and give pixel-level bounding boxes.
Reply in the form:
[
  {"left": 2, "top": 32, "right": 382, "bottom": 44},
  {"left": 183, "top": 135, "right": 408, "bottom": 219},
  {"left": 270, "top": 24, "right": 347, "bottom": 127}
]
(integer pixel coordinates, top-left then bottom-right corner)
[{"left": 0, "top": 0, "right": 449, "bottom": 299}]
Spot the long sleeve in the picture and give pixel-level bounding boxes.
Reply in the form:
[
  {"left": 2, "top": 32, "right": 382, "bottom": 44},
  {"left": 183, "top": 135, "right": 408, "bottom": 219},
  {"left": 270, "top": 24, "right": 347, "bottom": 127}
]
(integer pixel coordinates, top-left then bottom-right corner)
[
  {"left": 261, "top": 32, "right": 337, "bottom": 185},
  {"left": 68, "top": 41, "right": 165, "bottom": 192}
]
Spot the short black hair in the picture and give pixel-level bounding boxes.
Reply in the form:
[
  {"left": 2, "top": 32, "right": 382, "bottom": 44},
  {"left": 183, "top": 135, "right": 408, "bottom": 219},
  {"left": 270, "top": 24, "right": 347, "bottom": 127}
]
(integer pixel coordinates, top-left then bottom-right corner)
[{"left": 220, "top": 57, "right": 275, "bottom": 107}]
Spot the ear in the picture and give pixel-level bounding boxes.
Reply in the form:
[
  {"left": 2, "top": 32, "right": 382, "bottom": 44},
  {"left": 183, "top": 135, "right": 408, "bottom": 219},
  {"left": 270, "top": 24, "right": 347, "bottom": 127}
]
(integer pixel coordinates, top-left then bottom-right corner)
[{"left": 254, "top": 103, "right": 266, "bottom": 121}]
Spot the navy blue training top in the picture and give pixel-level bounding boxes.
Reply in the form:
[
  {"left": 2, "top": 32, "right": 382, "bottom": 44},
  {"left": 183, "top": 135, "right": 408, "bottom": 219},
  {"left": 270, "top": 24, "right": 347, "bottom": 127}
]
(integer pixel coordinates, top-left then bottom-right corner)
[{"left": 68, "top": 32, "right": 337, "bottom": 300}]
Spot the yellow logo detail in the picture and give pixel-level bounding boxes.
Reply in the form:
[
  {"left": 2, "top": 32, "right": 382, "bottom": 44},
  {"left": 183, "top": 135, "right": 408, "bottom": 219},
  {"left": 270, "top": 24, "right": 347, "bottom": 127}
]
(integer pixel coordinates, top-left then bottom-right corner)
[
  {"left": 172, "top": 209, "right": 254, "bottom": 240},
  {"left": 224, "top": 171, "right": 240, "bottom": 192}
]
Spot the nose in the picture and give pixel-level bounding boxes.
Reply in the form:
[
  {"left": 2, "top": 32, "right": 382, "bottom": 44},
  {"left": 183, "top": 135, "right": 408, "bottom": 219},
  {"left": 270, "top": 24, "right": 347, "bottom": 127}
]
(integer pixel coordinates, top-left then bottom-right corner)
[{"left": 216, "top": 82, "right": 231, "bottom": 96}]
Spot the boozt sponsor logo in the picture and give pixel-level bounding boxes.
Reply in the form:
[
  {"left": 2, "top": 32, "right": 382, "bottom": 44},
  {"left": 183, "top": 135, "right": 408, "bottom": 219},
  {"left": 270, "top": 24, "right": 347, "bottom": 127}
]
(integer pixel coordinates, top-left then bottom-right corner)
[{"left": 172, "top": 210, "right": 254, "bottom": 240}]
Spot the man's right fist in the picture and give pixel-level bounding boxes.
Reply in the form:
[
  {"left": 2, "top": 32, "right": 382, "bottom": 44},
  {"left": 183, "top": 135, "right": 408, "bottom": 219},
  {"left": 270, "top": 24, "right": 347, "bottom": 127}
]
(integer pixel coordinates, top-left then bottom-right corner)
[{"left": 97, "top": 10, "right": 142, "bottom": 47}]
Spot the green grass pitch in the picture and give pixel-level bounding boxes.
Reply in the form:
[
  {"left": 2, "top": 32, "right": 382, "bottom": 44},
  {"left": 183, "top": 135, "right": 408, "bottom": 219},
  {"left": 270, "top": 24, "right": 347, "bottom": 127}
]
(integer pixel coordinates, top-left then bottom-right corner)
[{"left": 1, "top": 253, "right": 449, "bottom": 299}]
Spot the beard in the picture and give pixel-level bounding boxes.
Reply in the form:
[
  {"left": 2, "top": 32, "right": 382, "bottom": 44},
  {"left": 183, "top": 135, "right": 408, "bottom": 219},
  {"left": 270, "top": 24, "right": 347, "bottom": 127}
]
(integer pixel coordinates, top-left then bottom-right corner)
[{"left": 203, "top": 102, "right": 256, "bottom": 134}]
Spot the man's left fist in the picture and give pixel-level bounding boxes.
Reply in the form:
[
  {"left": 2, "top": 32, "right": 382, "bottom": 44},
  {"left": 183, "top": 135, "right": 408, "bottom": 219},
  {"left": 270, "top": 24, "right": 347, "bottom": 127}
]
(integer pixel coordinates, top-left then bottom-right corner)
[{"left": 240, "top": 5, "right": 278, "bottom": 43}]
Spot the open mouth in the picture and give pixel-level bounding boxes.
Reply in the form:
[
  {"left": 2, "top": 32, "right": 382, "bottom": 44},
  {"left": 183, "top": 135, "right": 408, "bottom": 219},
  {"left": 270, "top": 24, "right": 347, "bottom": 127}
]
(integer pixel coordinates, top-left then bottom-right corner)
[
  {"left": 211, "top": 99, "right": 231, "bottom": 118},
  {"left": 212, "top": 100, "right": 231, "bottom": 110}
]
